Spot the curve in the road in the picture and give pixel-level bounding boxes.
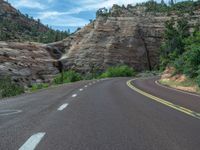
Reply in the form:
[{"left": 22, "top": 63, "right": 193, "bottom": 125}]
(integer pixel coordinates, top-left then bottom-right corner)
[{"left": 127, "top": 79, "right": 200, "bottom": 120}]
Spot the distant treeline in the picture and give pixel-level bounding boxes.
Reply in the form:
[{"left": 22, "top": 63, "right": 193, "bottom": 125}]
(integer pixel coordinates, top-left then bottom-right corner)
[
  {"left": 96, "top": 0, "right": 200, "bottom": 17},
  {"left": 0, "top": 18, "right": 70, "bottom": 43}
]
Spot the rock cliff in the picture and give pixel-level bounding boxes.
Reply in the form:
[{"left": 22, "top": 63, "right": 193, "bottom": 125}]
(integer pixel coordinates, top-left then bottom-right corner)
[
  {"left": 57, "top": 6, "right": 200, "bottom": 73},
  {"left": 0, "top": 42, "right": 59, "bottom": 86}
]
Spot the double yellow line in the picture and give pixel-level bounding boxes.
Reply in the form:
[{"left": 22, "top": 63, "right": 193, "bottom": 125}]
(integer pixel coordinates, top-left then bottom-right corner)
[{"left": 127, "top": 79, "right": 200, "bottom": 120}]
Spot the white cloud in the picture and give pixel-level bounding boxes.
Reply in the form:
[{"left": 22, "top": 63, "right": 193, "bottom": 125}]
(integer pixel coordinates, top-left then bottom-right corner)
[
  {"left": 13, "top": 0, "right": 46, "bottom": 10},
  {"left": 63, "top": 0, "right": 147, "bottom": 15},
  {"left": 37, "top": 0, "right": 147, "bottom": 28},
  {"left": 44, "top": 17, "right": 88, "bottom": 27},
  {"left": 38, "top": 11, "right": 88, "bottom": 27},
  {"left": 38, "top": 11, "right": 67, "bottom": 19}
]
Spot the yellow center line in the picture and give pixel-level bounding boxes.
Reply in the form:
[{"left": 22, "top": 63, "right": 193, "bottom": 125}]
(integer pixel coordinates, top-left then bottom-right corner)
[{"left": 127, "top": 79, "right": 200, "bottom": 120}]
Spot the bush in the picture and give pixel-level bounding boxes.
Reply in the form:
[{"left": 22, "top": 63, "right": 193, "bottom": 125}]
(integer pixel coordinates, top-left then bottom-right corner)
[
  {"left": 196, "top": 68, "right": 200, "bottom": 87},
  {"left": 170, "top": 36, "right": 200, "bottom": 79},
  {"left": 31, "top": 83, "right": 49, "bottom": 92},
  {"left": 0, "top": 76, "right": 24, "bottom": 98},
  {"left": 196, "top": 75, "right": 200, "bottom": 88},
  {"left": 173, "top": 55, "right": 184, "bottom": 73},
  {"left": 100, "top": 65, "right": 136, "bottom": 78},
  {"left": 54, "top": 70, "right": 82, "bottom": 84}
]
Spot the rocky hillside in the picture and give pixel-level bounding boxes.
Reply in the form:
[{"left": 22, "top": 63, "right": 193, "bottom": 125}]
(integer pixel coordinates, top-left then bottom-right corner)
[
  {"left": 0, "top": 0, "right": 69, "bottom": 43},
  {"left": 54, "top": 3, "right": 200, "bottom": 73},
  {"left": 0, "top": 41, "right": 59, "bottom": 87}
]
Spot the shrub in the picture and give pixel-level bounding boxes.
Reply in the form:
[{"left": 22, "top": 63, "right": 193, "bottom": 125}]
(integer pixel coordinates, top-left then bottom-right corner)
[
  {"left": 179, "top": 33, "right": 200, "bottom": 78},
  {"left": 54, "top": 70, "right": 82, "bottom": 84},
  {"left": 196, "top": 75, "right": 200, "bottom": 88},
  {"left": 31, "top": 83, "right": 49, "bottom": 92},
  {"left": 173, "top": 55, "right": 184, "bottom": 73},
  {"left": 0, "top": 76, "right": 24, "bottom": 98},
  {"left": 196, "top": 68, "right": 200, "bottom": 87},
  {"left": 100, "top": 65, "right": 136, "bottom": 78}
]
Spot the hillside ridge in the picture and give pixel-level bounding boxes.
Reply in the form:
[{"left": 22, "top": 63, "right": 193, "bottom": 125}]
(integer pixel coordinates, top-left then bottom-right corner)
[{"left": 0, "top": 0, "right": 69, "bottom": 43}]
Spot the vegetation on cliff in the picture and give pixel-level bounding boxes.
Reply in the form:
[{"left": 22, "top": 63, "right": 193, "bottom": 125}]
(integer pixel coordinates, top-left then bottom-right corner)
[
  {"left": 0, "top": 18, "right": 70, "bottom": 43},
  {"left": 160, "top": 17, "right": 200, "bottom": 87},
  {"left": 137, "top": 0, "right": 200, "bottom": 14},
  {"left": 96, "top": 0, "right": 200, "bottom": 17}
]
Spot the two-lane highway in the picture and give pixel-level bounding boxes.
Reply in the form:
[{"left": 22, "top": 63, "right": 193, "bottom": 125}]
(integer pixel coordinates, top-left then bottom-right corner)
[{"left": 0, "top": 77, "right": 200, "bottom": 150}]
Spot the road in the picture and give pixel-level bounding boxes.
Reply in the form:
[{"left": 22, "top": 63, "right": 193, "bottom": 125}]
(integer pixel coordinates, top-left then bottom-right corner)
[{"left": 0, "top": 77, "right": 200, "bottom": 150}]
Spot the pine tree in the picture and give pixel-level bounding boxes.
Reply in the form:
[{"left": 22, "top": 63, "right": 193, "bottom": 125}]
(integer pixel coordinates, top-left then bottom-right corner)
[
  {"left": 161, "top": 0, "right": 165, "bottom": 5},
  {"left": 169, "top": 0, "right": 174, "bottom": 5}
]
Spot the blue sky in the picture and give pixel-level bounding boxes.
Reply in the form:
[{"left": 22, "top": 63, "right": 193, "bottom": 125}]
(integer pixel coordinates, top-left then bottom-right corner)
[{"left": 8, "top": 0, "right": 172, "bottom": 32}]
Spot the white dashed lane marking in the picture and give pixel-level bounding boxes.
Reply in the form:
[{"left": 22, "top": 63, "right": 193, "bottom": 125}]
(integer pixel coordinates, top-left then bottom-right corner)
[
  {"left": 79, "top": 88, "right": 83, "bottom": 91},
  {"left": 72, "top": 94, "right": 77, "bottom": 98},
  {"left": 0, "top": 109, "right": 22, "bottom": 116},
  {"left": 19, "top": 132, "right": 45, "bottom": 150},
  {"left": 57, "top": 103, "right": 69, "bottom": 111}
]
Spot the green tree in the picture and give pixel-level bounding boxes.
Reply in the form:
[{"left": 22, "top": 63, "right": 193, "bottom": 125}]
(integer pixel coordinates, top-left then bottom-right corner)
[
  {"left": 160, "top": 18, "right": 189, "bottom": 69},
  {"left": 161, "top": 0, "right": 165, "bottom": 6}
]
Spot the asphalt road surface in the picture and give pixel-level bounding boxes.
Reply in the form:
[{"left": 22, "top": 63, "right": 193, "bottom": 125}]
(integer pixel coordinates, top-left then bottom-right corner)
[{"left": 0, "top": 77, "right": 200, "bottom": 150}]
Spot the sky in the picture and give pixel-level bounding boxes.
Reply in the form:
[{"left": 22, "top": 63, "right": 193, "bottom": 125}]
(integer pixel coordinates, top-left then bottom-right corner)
[{"left": 8, "top": 0, "right": 172, "bottom": 33}]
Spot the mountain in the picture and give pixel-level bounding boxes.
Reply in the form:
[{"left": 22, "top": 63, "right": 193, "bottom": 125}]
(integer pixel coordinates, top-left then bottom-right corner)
[
  {"left": 52, "top": 2, "right": 200, "bottom": 73},
  {"left": 0, "top": 0, "right": 69, "bottom": 43}
]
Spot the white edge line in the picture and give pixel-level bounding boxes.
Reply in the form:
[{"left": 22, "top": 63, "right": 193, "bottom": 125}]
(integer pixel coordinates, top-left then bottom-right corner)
[
  {"left": 72, "top": 94, "right": 77, "bottom": 98},
  {"left": 155, "top": 80, "right": 200, "bottom": 98},
  {"left": 19, "top": 132, "right": 46, "bottom": 150},
  {"left": 57, "top": 103, "right": 69, "bottom": 111}
]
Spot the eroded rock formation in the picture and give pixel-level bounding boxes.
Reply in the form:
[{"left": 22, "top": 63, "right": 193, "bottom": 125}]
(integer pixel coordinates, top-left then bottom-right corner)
[
  {"left": 57, "top": 7, "right": 200, "bottom": 73},
  {"left": 0, "top": 42, "right": 59, "bottom": 86}
]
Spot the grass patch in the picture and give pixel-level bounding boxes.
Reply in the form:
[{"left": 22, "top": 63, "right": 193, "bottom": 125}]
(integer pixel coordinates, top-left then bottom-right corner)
[
  {"left": 0, "top": 76, "right": 24, "bottom": 99},
  {"left": 100, "top": 65, "right": 136, "bottom": 78}
]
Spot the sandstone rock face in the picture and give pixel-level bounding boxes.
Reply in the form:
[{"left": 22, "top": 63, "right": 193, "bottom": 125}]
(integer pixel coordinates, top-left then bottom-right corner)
[
  {"left": 57, "top": 7, "right": 200, "bottom": 73},
  {"left": 59, "top": 15, "right": 167, "bottom": 72},
  {"left": 0, "top": 42, "right": 59, "bottom": 86}
]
